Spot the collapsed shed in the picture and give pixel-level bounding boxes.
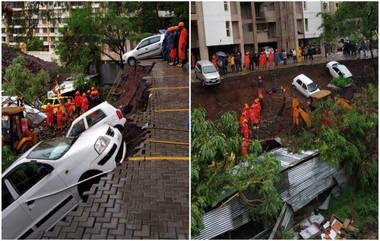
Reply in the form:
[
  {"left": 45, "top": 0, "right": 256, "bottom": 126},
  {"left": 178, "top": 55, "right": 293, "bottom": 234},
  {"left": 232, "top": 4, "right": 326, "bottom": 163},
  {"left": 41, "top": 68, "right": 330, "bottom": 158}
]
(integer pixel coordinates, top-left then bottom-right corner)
[{"left": 192, "top": 146, "right": 348, "bottom": 240}]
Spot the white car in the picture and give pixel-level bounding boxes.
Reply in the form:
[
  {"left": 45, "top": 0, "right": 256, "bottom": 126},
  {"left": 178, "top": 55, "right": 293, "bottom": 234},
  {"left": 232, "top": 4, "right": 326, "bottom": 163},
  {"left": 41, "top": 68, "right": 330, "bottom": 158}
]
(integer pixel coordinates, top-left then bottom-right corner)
[
  {"left": 194, "top": 60, "right": 221, "bottom": 86},
  {"left": 2, "top": 125, "right": 126, "bottom": 239},
  {"left": 67, "top": 101, "right": 126, "bottom": 138},
  {"left": 292, "top": 74, "right": 320, "bottom": 98},
  {"left": 122, "top": 34, "right": 164, "bottom": 66},
  {"left": 326, "top": 61, "right": 353, "bottom": 78}
]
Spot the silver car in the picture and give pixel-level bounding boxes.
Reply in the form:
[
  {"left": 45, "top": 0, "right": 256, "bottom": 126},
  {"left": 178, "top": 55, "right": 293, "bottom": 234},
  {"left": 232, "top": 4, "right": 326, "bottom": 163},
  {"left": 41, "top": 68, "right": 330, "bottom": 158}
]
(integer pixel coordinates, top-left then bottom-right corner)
[{"left": 194, "top": 60, "right": 221, "bottom": 86}]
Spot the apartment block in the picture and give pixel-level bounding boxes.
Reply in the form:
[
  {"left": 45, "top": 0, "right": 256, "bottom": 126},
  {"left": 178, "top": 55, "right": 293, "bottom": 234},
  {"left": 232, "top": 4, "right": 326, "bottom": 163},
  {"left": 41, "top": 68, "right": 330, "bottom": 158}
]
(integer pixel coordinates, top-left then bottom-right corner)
[{"left": 191, "top": 1, "right": 338, "bottom": 61}]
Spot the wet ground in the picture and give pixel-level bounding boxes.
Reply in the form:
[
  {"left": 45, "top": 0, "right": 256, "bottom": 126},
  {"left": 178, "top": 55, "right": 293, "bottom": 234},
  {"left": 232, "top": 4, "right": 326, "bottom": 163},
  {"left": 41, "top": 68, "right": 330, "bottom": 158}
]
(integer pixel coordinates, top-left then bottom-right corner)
[
  {"left": 43, "top": 59, "right": 189, "bottom": 239},
  {"left": 192, "top": 58, "right": 377, "bottom": 139}
]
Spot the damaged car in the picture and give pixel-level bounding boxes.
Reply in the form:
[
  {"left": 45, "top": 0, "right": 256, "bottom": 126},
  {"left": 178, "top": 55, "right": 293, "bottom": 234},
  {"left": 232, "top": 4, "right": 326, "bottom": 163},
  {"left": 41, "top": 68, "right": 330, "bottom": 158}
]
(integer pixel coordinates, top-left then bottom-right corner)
[
  {"left": 2, "top": 124, "right": 126, "bottom": 239},
  {"left": 292, "top": 74, "right": 320, "bottom": 98},
  {"left": 326, "top": 61, "right": 353, "bottom": 78}
]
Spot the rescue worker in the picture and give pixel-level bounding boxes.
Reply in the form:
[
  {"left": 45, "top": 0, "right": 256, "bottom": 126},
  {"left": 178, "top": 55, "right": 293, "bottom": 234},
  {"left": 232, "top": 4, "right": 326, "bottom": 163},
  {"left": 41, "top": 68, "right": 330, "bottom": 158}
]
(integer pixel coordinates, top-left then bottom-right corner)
[
  {"left": 241, "top": 118, "right": 250, "bottom": 139},
  {"left": 91, "top": 86, "right": 100, "bottom": 106},
  {"left": 46, "top": 103, "right": 54, "bottom": 127},
  {"left": 251, "top": 98, "right": 261, "bottom": 125},
  {"left": 56, "top": 105, "right": 64, "bottom": 130},
  {"left": 242, "top": 103, "right": 250, "bottom": 117},
  {"left": 257, "top": 76, "right": 264, "bottom": 109},
  {"left": 244, "top": 51, "right": 250, "bottom": 71},
  {"left": 65, "top": 99, "right": 73, "bottom": 121},
  {"left": 269, "top": 50, "right": 274, "bottom": 68},
  {"left": 239, "top": 113, "right": 247, "bottom": 130},
  {"left": 81, "top": 93, "right": 89, "bottom": 114},
  {"left": 259, "top": 51, "right": 267, "bottom": 70},
  {"left": 297, "top": 47, "right": 303, "bottom": 63},
  {"left": 168, "top": 26, "right": 178, "bottom": 66},
  {"left": 74, "top": 91, "right": 82, "bottom": 115},
  {"left": 292, "top": 98, "right": 300, "bottom": 129},
  {"left": 242, "top": 137, "right": 249, "bottom": 159},
  {"left": 177, "top": 21, "right": 188, "bottom": 67}
]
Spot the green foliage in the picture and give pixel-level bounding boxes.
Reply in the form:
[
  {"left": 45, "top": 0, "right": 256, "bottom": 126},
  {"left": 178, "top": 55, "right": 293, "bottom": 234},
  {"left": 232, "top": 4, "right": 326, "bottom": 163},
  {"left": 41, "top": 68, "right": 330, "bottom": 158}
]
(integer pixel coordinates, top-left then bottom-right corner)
[
  {"left": 284, "top": 85, "right": 378, "bottom": 190},
  {"left": 331, "top": 76, "right": 352, "bottom": 88},
  {"left": 2, "top": 146, "right": 18, "bottom": 172},
  {"left": 321, "top": 187, "right": 378, "bottom": 231},
  {"left": 191, "top": 108, "right": 282, "bottom": 236},
  {"left": 3, "top": 56, "right": 49, "bottom": 102},
  {"left": 26, "top": 36, "right": 44, "bottom": 51}
]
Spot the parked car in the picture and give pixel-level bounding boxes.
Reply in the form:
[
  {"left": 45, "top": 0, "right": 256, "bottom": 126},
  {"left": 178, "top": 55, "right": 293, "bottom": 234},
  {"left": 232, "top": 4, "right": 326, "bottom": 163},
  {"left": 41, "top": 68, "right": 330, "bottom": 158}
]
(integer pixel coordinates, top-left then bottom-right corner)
[
  {"left": 2, "top": 124, "right": 126, "bottom": 239},
  {"left": 326, "top": 61, "right": 353, "bottom": 78},
  {"left": 47, "top": 81, "right": 75, "bottom": 98},
  {"left": 194, "top": 60, "right": 221, "bottom": 86},
  {"left": 292, "top": 74, "right": 320, "bottom": 98},
  {"left": 122, "top": 34, "right": 164, "bottom": 66},
  {"left": 41, "top": 96, "right": 75, "bottom": 114},
  {"left": 66, "top": 101, "right": 126, "bottom": 138}
]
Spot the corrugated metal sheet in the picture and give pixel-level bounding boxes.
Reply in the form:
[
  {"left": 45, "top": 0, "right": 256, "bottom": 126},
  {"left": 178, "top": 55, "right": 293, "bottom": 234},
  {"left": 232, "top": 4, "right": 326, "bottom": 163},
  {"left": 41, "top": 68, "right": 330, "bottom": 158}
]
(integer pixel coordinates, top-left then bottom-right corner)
[{"left": 192, "top": 195, "right": 251, "bottom": 240}]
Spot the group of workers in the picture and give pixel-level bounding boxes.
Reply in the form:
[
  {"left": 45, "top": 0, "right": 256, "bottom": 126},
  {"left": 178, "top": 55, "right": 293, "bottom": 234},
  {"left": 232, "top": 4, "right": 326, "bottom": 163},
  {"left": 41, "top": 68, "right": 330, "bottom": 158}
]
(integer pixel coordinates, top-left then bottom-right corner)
[
  {"left": 162, "top": 21, "right": 188, "bottom": 67},
  {"left": 239, "top": 76, "right": 265, "bottom": 159},
  {"left": 45, "top": 86, "right": 101, "bottom": 130}
]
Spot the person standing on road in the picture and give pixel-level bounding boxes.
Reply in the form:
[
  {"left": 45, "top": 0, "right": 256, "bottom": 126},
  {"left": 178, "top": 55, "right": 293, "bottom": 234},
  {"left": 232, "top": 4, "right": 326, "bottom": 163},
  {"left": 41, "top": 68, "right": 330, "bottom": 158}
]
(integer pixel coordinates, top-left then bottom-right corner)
[
  {"left": 56, "top": 105, "right": 63, "bottom": 130},
  {"left": 74, "top": 91, "right": 82, "bottom": 116},
  {"left": 297, "top": 47, "right": 303, "bottom": 63},
  {"left": 81, "top": 93, "right": 89, "bottom": 114},
  {"left": 249, "top": 51, "right": 255, "bottom": 71},
  {"left": 236, "top": 51, "right": 242, "bottom": 72},
  {"left": 230, "top": 53, "right": 236, "bottom": 73},
  {"left": 177, "top": 22, "right": 188, "bottom": 67},
  {"left": 211, "top": 54, "right": 218, "bottom": 70},
  {"left": 254, "top": 52, "right": 259, "bottom": 70},
  {"left": 269, "top": 50, "right": 274, "bottom": 68},
  {"left": 46, "top": 103, "right": 54, "bottom": 127},
  {"left": 292, "top": 49, "right": 297, "bottom": 63},
  {"left": 282, "top": 49, "right": 288, "bottom": 65},
  {"left": 244, "top": 51, "right": 251, "bottom": 71},
  {"left": 259, "top": 51, "right": 266, "bottom": 70},
  {"left": 274, "top": 49, "right": 281, "bottom": 66},
  {"left": 169, "top": 27, "right": 179, "bottom": 66}
]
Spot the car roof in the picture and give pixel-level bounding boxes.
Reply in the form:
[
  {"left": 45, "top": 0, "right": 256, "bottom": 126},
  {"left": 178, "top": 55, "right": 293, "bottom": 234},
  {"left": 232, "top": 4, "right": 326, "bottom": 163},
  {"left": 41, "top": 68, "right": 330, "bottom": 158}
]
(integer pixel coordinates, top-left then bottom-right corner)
[
  {"left": 295, "top": 74, "right": 314, "bottom": 84},
  {"left": 142, "top": 34, "right": 163, "bottom": 41},
  {"left": 196, "top": 60, "right": 214, "bottom": 66},
  {"left": 3, "top": 124, "right": 112, "bottom": 175},
  {"left": 69, "top": 101, "right": 114, "bottom": 125}
]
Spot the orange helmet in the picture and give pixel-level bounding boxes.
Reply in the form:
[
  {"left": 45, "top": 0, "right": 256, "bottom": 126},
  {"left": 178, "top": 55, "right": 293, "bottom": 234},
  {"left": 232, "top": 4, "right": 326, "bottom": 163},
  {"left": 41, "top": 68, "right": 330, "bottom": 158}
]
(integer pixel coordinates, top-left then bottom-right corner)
[
  {"left": 255, "top": 98, "right": 260, "bottom": 103},
  {"left": 178, "top": 21, "right": 185, "bottom": 27},
  {"left": 244, "top": 103, "right": 249, "bottom": 108},
  {"left": 82, "top": 93, "right": 86, "bottom": 97}
]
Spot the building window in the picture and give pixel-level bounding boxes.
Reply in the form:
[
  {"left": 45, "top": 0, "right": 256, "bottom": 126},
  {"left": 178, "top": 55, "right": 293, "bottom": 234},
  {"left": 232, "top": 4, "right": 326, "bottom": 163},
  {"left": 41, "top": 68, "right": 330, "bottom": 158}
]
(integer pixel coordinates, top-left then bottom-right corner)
[
  {"left": 50, "top": 28, "right": 54, "bottom": 33},
  {"left": 2, "top": 37, "right": 6, "bottom": 42},
  {"left": 43, "top": 37, "right": 48, "bottom": 41},
  {"left": 226, "top": 21, "right": 230, "bottom": 37},
  {"left": 43, "top": 28, "right": 47, "bottom": 33},
  {"left": 248, "top": 23, "right": 253, "bottom": 32},
  {"left": 303, "top": 1, "right": 307, "bottom": 10},
  {"left": 224, "top": 1, "right": 228, "bottom": 11},
  {"left": 257, "top": 23, "right": 268, "bottom": 32},
  {"left": 305, "top": 19, "right": 309, "bottom": 32}
]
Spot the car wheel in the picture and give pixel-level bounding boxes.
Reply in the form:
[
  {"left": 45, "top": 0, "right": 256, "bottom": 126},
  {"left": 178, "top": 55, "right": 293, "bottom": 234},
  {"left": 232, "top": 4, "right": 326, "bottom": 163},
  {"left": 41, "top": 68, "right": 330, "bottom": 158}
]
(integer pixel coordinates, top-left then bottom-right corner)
[
  {"left": 128, "top": 58, "right": 136, "bottom": 66},
  {"left": 78, "top": 170, "right": 103, "bottom": 202}
]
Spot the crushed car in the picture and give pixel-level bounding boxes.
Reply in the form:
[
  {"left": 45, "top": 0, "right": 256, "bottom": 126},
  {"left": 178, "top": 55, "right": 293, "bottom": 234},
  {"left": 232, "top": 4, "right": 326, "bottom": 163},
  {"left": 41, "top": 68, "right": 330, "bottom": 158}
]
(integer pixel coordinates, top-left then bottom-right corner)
[
  {"left": 292, "top": 74, "right": 320, "bottom": 98},
  {"left": 2, "top": 124, "right": 126, "bottom": 239},
  {"left": 326, "top": 61, "right": 353, "bottom": 79}
]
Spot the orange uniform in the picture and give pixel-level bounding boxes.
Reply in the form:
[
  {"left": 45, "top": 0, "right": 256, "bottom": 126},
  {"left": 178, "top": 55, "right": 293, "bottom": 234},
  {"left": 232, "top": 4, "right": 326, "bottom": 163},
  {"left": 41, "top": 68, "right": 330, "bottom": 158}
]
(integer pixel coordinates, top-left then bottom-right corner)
[
  {"left": 259, "top": 52, "right": 266, "bottom": 69},
  {"left": 269, "top": 51, "right": 274, "bottom": 65},
  {"left": 251, "top": 100, "right": 261, "bottom": 125},
  {"left": 81, "top": 95, "right": 89, "bottom": 114},
  {"left": 244, "top": 51, "right": 250, "bottom": 70},
  {"left": 242, "top": 138, "right": 249, "bottom": 159},
  {"left": 178, "top": 27, "right": 188, "bottom": 61},
  {"left": 46, "top": 104, "right": 54, "bottom": 127},
  {"left": 241, "top": 121, "right": 250, "bottom": 139},
  {"left": 56, "top": 106, "right": 63, "bottom": 130}
]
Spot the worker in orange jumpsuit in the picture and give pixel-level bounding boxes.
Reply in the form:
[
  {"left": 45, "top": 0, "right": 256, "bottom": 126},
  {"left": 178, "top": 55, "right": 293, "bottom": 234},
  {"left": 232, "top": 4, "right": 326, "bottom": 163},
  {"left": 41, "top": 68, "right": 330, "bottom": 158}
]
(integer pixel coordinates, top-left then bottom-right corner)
[
  {"left": 269, "top": 50, "right": 274, "bottom": 68},
  {"left": 292, "top": 98, "right": 300, "bottom": 128},
  {"left": 91, "top": 86, "right": 100, "bottom": 106},
  {"left": 46, "top": 103, "right": 54, "bottom": 127},
  {"left": 169, "top": 26, "right": 179, "bottom": 66},
  {"left": 81, "top": 93, "right": 89, "bottom": 114},
  {"left": 259, "top": 51, "right": 267, "bottom": 70},
  {"left": 74, "top": 91, "right": 82, "bottom": 116},
  {"left": 177, "top": 21, "right": 188, "bottom": 67},
  {"left": 241, "top": 119, "right": 250, "bottom": 139},
  {"left": 244, "top": 51, "right": 250, "bottom": 71},
  {"left": 242, "top": 137, "right": 249, "bottom": 159},
  {"left": 65, "top": 99, "right": 73, "bottom": 121},
  {"left": 56, "top": 105, "right": 63, "bottom": 130},
  {"left": 242, "top": 103, "right": 250, "bottom": 117},
  {"left": 251, "top": 98, "right": 261, "bottom": 125}
]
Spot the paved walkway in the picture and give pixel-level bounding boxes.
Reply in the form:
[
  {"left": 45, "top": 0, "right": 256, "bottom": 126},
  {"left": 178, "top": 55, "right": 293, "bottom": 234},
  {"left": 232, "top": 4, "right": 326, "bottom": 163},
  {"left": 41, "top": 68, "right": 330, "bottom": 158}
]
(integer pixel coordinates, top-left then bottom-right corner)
[{"left": 43, "top": 59, "right": 189, "bottom": 239}]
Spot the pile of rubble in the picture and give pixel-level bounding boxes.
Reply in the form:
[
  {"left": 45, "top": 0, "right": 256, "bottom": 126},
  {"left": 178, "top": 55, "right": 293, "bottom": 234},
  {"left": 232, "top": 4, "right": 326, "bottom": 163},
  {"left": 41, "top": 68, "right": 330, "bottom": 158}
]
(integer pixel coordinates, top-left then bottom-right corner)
[{"left": 296, "top": 213, "right": 359, "bottom": 239}]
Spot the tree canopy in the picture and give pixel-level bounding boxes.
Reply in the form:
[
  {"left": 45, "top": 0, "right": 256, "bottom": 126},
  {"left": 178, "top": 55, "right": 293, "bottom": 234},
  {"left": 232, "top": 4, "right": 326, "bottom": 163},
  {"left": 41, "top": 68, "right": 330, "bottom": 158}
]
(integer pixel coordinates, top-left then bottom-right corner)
[{"left": 191, "top": 108, "right": 282, "bottom": 236}]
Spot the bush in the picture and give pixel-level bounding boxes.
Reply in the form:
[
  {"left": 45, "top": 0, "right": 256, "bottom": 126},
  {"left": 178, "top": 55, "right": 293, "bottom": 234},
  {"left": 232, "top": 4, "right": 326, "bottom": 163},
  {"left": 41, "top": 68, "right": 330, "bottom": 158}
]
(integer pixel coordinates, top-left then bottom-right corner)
[
  {"left": 2, "top": 146, "right": 18, "bottom": 172},
  {"left": 331, "top": 76, "right": 352, "bottom": 88}
]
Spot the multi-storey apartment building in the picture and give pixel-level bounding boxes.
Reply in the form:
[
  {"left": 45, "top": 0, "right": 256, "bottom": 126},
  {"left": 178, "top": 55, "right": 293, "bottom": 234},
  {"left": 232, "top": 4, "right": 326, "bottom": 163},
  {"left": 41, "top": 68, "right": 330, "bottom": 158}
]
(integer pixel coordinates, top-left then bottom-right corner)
[{"left": 191, "top": 1, "right": 339, "bottom": 60}]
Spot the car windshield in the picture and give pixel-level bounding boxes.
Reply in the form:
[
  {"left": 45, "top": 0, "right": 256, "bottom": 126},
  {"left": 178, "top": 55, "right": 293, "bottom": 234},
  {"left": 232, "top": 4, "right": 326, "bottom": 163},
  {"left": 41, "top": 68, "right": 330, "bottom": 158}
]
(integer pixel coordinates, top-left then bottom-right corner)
[
  {"left": 43, "top": 99, "right": 55, "bottom": 105},
  {"left": 202, "top": 65, "right": 217, "bottom": 74},
  {"left": 307, "top": 83, "right": 318, "bottom": 92},
  {"left": 27, "top": 137, "right": 75, "bottom": 160}
]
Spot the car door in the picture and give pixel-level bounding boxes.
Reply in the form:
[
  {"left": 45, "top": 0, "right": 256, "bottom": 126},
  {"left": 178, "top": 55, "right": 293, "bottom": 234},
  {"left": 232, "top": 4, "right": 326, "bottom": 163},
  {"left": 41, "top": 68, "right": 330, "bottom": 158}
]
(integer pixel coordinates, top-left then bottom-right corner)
[
  {"left": 195, "top": 63, "right": 201, "bottom": 80},
  {"left": 146, "top": 36, "right": 162, "bottom": 57},
  {"left": 2, "top": 180, "right": 33, "bottom": 239},
  {"left": 135, "top": 38, "right": 150, "bottom": 58},
  {"left": 67, "top": 118, "right": 87, "bottom": 137},
  {"left": 86, "top": 109, "right": 107, "bottom": 129},
  {"left": 301, "top": 83, "right": 308, "bottom": 97},
  {"left": 4, "top": 162, "right": 77, "bottom": 238},
  {"left": 295, "top": 79, "right": 303, "bottom": 95}
]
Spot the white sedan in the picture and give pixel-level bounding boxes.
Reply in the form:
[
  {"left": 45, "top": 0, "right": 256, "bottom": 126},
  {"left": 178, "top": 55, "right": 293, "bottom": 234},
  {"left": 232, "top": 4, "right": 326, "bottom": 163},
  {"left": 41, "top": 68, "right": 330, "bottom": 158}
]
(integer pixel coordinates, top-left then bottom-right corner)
[
  {"left": 292, "top": 74, "right": 320, "bottom": 98},
  {"left": 326, "top": 61, "right": 353, "bottom": 78},
  {"left": 2, "top": 125, "right": 126, "bottom": 239}
]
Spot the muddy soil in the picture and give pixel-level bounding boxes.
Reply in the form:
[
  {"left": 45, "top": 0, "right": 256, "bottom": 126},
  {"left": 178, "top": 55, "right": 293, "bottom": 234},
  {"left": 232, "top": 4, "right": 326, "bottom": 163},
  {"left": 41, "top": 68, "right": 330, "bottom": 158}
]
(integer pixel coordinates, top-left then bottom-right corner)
[{"left": 192, "top": 59, "right": 377, "bottom": 139}]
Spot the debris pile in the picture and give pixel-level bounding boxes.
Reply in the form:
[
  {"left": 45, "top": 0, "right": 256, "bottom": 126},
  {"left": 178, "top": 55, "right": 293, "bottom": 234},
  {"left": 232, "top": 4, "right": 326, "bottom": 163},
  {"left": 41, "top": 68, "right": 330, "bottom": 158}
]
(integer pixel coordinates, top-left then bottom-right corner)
[{"left": 296, "top": 213, "right": 359, "bottom": 240}]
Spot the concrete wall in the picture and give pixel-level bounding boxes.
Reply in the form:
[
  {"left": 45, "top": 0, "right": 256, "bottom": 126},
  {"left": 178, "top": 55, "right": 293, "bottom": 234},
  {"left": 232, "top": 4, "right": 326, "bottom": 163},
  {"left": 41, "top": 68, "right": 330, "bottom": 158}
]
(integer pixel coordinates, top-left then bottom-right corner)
[
  {"left": 202, "top": 1, "right": 233, "bottom": 47},
  {"left": 303, "top": 1, "right": 323, "bottom": 39}
]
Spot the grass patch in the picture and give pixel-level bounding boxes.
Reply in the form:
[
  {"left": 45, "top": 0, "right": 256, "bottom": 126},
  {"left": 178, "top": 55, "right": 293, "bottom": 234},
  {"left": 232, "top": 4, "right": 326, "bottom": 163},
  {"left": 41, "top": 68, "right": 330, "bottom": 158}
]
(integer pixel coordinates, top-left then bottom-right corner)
[
  {"left": 321, "top": 187, "right": 378, "bottom": 232},
  {"left": 331, "top": 76, "right": 353, "bottom": 88}
]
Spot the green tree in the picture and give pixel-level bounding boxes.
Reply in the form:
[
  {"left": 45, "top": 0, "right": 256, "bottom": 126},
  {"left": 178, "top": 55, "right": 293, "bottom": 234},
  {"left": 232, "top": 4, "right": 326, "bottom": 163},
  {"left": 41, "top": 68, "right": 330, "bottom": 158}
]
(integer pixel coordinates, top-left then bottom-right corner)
[
  {"left": 191, "top": 108, "right": 282, "bottom": 236},
  {"left": 318, "top": 2, "right": 378, "bottom": 76},
  {"left": 286, "top": 85, "right": 378, "bottom": 190},
  {"left": 3, "top": 56, "right": 49, "bottom": 103},
  {"left": 26, "top": 36, "right": 44, "bottom": 51}
]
